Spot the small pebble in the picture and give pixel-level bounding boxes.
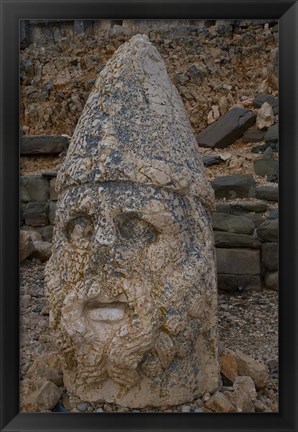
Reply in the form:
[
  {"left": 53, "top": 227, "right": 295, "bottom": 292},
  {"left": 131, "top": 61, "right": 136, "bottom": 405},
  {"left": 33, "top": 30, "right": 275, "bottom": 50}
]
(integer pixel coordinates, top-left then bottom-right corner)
[
  {"left": 77, "top": 402, "right": 90, "bottom": 412},
  {"left": 95, "top": 407, "right": 104, "bottom": 413},
  {"left": 181, "top": 405, "right": 191, "bottom": 413},
  {"left": 193, "top": 407, "right": 204, "bottom": 413}
]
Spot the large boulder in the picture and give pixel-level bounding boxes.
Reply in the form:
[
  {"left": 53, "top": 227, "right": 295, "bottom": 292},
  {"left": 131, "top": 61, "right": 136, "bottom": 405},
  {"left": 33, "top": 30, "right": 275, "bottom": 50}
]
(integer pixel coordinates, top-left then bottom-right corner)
[{"left": 196, "top": 107, "right": 256, "bottom": 149}]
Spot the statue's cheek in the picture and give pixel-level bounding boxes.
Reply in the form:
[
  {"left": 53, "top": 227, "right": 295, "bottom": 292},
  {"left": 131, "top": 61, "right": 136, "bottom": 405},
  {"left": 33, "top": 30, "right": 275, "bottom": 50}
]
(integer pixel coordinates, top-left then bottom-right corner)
[{"left": 58, "top": 244, "right": 91, "bottom": 284}]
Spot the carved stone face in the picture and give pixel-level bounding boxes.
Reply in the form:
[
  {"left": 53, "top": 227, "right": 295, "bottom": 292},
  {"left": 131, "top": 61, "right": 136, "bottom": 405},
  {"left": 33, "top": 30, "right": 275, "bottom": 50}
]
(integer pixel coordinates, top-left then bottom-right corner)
[{"left": 46, "top": 181, "right": 219, "bottom": 406}]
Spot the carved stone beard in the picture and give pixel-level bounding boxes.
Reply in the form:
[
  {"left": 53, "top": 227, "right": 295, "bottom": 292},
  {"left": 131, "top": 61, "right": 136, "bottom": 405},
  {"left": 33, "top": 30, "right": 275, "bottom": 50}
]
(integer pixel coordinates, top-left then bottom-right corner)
[
  {"left": 55, "top": 275, "right": 160, "bottom": 389},
  {"left": 47, "top": 249, "right": 214, "bottom": 391}
]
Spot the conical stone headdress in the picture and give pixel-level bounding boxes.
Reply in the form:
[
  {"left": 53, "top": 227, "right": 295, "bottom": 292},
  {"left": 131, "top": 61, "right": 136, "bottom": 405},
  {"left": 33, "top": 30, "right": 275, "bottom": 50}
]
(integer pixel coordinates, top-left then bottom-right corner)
[{"left": 56, "top": 34, "right": 214, "bottom": 211}]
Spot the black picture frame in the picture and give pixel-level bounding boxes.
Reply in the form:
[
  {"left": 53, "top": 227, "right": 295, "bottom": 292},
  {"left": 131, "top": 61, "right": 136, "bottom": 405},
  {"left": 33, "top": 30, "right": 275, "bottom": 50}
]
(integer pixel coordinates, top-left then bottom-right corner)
[{"left": 1, "top": 0, "right": 297, "bottom": 431}]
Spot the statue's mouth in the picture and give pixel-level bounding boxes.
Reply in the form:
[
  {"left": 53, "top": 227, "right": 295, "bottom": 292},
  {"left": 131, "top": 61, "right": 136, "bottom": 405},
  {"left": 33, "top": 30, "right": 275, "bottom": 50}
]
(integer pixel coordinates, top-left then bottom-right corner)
[{"left": 85, "top": 300, "right": 128, "bottom": 323}]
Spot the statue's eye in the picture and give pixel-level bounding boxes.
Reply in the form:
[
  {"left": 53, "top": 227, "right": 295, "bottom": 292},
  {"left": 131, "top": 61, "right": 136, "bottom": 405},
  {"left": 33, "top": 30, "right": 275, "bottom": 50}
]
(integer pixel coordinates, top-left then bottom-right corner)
[
  {"left": 117, "top": 213, "right": 158, "bottom": 243},
  {"left": 66, "top": 215, "right": 93, "bottom": 242}
]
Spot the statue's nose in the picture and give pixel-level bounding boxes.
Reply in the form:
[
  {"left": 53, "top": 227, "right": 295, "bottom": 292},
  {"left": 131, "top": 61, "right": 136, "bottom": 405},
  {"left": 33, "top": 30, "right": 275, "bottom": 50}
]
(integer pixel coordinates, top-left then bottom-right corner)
[
  {"left": 93, "top": 218, "right": 118, "bottom": 248},
  {"left": 89, "top": 219, "right": 125, "bottom": 275}
]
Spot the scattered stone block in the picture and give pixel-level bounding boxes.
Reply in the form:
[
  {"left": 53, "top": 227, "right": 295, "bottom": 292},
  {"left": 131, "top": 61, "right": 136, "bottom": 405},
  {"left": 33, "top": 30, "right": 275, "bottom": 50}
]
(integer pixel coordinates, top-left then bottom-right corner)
[
  {"left": 22, "top": 381, "right": 62, "bottom": 412},
  {"left": 27, "top": 363, "right": 63, "bottom": 387},
  {"left": 23, "top": 202, "right": 49, "bottom": 226},
  {"left": 217, "top": 274, "right": 262, "bottom": 292},
  {"left": 215, "top": 232, "right": 260, "bottom": 249},
  {"left": 20, "top": 135, "right": 70, "bottom": 155},
  {"left": 265, "top": 123, "right": 278, "bottom": 144},
  {"left": 196, "top": 107, "right": 256, "bottom": 149},
  {"left": 37, "top": 225, "right": 54, "bottom": 242},
  {"left": 205, "top": 391, "right": 236, "bottom": 413},
  {"left": 220, "top": 351, "right": 238, "bottom": 384},
  {"left": 253, "top": 94, "right": 278, "bottom": 115},
  {"left": 20, "top": 175, "right": 49, "bottom": 202},
  {"left": 257, "top": 219, "right": 278, "bottom": 242},
  {"left": 234, "top": 351, "right": 269, "bottom": 389},
  {"left": 256, "top": 186, "right": 278, "bottom": 202},
  {"left": 20, "top": 230, "right": 34, "bottom": 262},
  {"left": 212, "top": 213, "right": 255, "bottom": 235},
  {"left": 203, "top": 155, "right": 223, "bottom": 167},
  {"left": 225, "top": 376, "right": 256, "bottom": 412},
  {"left": 254, "top": 158, "right": 278, "bottom": 177},
  {"left": 242, "top": 128, "right": 265, "bottom": 143},
  {"left": 211, "top": 174, "right": 256, "bottom": 199},
  {"left": 264, "top": 271, "right": 278, "bottom": 291},
  {"left": 256, "top": 102, "right": 274, "bottom": 130},
  {"left": 262, "top": 242, "right": 278, "bottom": 271},
  {"left": 31, "top": 240, "right": 52, "bottom": 261}
]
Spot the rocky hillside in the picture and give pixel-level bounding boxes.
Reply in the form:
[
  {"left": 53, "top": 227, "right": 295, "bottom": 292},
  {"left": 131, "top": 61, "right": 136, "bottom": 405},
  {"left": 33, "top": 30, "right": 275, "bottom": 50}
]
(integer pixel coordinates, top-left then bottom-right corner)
[{"left": 20, "top": 19, "right": 278, "bottom": 137}]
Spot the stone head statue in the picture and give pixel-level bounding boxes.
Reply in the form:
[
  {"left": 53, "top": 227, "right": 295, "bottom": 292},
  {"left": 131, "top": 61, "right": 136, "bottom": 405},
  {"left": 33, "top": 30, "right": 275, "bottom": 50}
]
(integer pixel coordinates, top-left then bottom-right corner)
[{"left": 45, "top": 34, "right": 219, "bottom": 408}]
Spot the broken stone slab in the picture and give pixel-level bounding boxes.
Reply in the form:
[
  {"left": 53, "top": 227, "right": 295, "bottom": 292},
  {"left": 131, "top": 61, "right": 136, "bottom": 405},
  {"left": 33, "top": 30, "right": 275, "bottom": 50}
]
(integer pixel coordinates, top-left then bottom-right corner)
[
  {"left": 205, "top": 391, "right": 236, "bottom": 413},
  {"left": 254, "top": 157, "right": 279, "bottom": 177},
  {"left": 256, "top": 219, "right": 278, "bottom": 242},
  {"left": 20, "top": 175, "right": 50, "bottom": 202},
  {"left": 256, "top": 185, "right": 278, "bottom": 202},
  {"left": 196, "top": 107, "right": 256, "bottom": 149},
  {"left": 217, "top": 274, "right": 262, "bottom": 293},
  {"left": 20, "top": 135, "right": 70, "bottom": 155},
  {"left": 264, "top": 271, "right": 278, "bottom": 291},
  {"left": 212, "top": 213, "right": 255, "bottom": 235},
  {"left": 253, "top": 94, "right": 278, "bottom": 115},
  {"left": 216, "top": 248, "right": 261, "bottom": 275},
  {"left": 234, "top": 351, "right": 269, "bottom": 390},
  {"left": 262, "top": 242, "right": 278, "bottom": 271},
  {"left": 242, "top": 128, "right": 265, "bottom": 143},
  {"left": 211, "top": 174, "right": 256, "bottom": 199},
  {"left": 214, "top": 232, "right": 260, "bottom": 249}
]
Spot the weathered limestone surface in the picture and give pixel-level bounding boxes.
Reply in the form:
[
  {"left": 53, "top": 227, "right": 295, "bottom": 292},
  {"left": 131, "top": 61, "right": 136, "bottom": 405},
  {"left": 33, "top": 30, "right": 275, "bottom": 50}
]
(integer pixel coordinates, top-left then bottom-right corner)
[{"left": 45, "top": 34, "right": 219, "bottom": 408}]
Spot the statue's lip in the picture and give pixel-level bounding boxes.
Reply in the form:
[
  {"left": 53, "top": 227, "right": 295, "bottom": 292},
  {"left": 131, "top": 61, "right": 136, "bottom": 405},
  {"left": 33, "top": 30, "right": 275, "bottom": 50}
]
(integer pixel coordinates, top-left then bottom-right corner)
[{"left": 85, "top": 300, "right": 128, "bottom": 323}]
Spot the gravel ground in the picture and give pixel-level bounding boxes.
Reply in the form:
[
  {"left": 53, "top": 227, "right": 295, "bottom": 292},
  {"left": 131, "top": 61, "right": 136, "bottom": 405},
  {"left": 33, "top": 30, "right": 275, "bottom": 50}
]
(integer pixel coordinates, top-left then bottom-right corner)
[{"left": 20, "top": 260, "right": 278, "bottom": 413}]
